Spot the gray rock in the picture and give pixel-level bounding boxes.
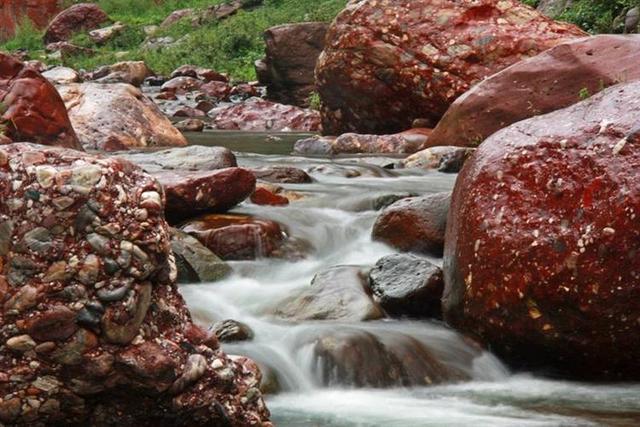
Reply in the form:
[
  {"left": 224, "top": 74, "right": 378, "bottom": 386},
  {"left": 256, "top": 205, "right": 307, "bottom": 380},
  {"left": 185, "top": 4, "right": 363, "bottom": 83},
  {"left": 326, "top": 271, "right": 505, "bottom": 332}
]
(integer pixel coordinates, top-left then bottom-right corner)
[
  {"left": 170, "top": 229, "right": 231, "bottom": 284},
  {"left": 369, "top": 254, "right": 444, "bottom": 319},
  {"left": 274, "top": 265, "right": 384, "bottom": 321}
]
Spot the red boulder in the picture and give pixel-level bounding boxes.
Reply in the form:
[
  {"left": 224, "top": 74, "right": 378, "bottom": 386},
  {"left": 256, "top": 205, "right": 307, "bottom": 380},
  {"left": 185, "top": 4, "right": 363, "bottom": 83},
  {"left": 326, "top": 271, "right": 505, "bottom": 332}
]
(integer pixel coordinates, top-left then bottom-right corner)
[
  {"left": 0, "top": 52, "right": 81, "bottom": 149},
  {"left": 443, "top": 80, "right": 640, "bottom": 380},
  {"left": 429, "top": 35, "right": 640, "bottom": 148},
  {"left": 316, "top": 0, "right": 586, "bottom": 135},
  {"left": 154, "top": 167, "right": 256, "bottom": 223},
  {"left": 0, "top": 143, "right": 270, "bottom": 425},
  {"left": 44, "top": 3, "right": 109, "bottom": 44},
  {"left": 0, "top": 0, "right": 63, "bottom": 41}
]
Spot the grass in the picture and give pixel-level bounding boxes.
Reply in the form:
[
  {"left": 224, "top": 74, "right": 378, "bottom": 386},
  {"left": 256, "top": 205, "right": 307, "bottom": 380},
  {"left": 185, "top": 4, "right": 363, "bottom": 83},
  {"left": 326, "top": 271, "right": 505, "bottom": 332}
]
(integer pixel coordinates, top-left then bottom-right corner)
[{"left": 0, "top": 0, "right": 347, "bottom": 81}]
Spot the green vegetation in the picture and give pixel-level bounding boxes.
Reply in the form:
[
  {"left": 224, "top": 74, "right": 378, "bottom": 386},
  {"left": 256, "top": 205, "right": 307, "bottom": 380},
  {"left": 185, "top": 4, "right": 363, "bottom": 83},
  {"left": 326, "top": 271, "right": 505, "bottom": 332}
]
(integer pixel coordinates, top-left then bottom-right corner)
[
  {"left": 556, "top": 0, "right": 640, "bottom": 33},
  {"left": 0, "top": 0, "right": 346, "bottom": 81},
  {"left": 578, "top": 87, "right": 591, "bottom": 101},
  {"left": 307, "top": 91, "right": 322, "bottom": 111}
]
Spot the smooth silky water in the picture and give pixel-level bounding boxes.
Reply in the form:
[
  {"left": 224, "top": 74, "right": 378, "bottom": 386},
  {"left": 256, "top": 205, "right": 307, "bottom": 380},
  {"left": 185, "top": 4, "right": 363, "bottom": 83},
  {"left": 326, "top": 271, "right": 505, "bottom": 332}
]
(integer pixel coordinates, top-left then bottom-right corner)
[{"left": 180, "top": 133, "right": 640, "bottom": 426}]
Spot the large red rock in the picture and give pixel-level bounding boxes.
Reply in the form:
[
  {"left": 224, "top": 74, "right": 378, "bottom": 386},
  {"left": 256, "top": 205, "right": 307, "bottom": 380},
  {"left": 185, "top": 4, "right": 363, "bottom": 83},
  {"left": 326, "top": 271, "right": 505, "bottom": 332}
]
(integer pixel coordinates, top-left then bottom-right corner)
[
  {"left": 155, "top": 168, "right": 257, "bottom": 223},
  {"left": 0, "top": 143, "right": 271, "bottom": 425},
  {"left": 443, "top": 80, "right": 640, "bottom": 380},
  {"left": 43, "top": 3, "right": 109, "bottom": 44},
  {"left": 0, "top": 52, "right": 81, "bottom": 150},
  {"left": 256, "top": 22, "right": 328, "bottom": 107},
  {"left": 316, "top": 0, "right": 586, "bottom": 135},
  {"left": 0, "top": 0, "right": 63, "bottom": 41},
  {"left": 57, "top": 83, "right": 187, "bottom": 151},
  {"left": 429, "top": 35, "right": 640, "bottom": 148},
  {"left": 213, "top": 99, "right": 321, "bottom": 132}
]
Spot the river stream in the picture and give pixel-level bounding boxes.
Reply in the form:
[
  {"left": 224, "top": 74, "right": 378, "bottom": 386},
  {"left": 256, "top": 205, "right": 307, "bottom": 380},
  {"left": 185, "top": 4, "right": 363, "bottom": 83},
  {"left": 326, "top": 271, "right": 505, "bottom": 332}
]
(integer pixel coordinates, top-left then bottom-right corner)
[{"left": 179, "top": 134, "right": 640, "bottom": 427}]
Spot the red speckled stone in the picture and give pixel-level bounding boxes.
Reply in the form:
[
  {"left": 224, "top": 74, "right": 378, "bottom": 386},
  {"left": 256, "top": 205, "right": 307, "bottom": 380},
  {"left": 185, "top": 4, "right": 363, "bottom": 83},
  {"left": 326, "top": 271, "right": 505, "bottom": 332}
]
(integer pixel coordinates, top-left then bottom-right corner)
[
  {"left": 43, "top": 3, "right": 109, "bottom": 44},
  {"left": 429, "top": 34, "right": 640, "bottom": 148},
  {"left": 154, "top": 167, "right": 256, "bottom": 223},
  {"left": 0, "top": 52, "right": 81, "bottom": 150},
  {"left": 0, "top": 143, "right": 271, "bottom": 426},
  {"left": 213, "top": 99, "right": 321, "bottom": 132},
  {"left": 0, "top": 0, "right": 63, "bottom": 41},
  {"left": 316, "top": 0, "right": 586, "bottom": 135},
  {"left": 443, "top": 80, "right": 640, "bottom": 380}
]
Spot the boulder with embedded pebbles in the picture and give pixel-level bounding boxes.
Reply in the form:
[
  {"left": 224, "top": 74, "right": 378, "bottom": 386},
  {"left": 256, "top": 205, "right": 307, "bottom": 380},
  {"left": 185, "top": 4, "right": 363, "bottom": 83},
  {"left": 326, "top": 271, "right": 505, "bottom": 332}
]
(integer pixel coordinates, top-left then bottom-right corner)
[
  {"left": 212, "top": 99, "right": 321, "bottom": 132},
  {"left": 316, "top": 0, "right": 586, "bottom": 135},
  {"left": 443, "top": 80, "right": 640, "bottom": 380},
  {"left": 0, "top": 52, "right": 81, "bottom": 150},
  {"left": 0, "top": 143, "right": 270, "bottom": 426}
]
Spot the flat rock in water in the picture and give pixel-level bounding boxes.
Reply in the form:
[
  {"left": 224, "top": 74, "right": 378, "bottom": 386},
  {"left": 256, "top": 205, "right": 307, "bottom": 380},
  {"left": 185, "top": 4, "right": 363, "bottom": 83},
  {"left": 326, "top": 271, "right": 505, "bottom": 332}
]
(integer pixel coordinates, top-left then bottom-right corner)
[
  {"left": 112, "top": 145, "right": 237, "bottom": 173},
  {"left": 274, "top": 265, "right": 384, "bottom": 322}
]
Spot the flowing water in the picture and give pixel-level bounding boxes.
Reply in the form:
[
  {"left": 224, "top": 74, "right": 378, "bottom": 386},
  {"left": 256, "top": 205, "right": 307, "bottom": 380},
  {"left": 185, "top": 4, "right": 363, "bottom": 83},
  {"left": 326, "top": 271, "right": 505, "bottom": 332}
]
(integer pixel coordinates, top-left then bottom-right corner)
[{"left": 180, "top": 133, "right": 640, "bottom": 427}]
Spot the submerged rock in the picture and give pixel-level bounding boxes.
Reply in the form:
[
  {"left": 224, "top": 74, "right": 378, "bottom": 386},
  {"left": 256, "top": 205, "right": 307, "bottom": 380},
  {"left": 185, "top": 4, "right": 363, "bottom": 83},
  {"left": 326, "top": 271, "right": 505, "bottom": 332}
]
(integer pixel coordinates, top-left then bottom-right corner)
[
  {"left": 0, "top": 52, "right": 81, "bottom": 150},
  {"left": 44, "top": 3, "right": 109, "bottom": 44},
  {"left": 250, "top": 187, "right": 289, "bottom": 206},
  {"left": 212, "top": 99, "right": 321, "bottom": 132},
  {"left": 306, "top": 329, "right": 465, "bottom": 388},
  {"left": 316, "top": 0, "right": 586, "bottom": 135},
  {"left": 369, "top": 254, "right": 444, "bottom": 319},
  {"left": 443, "top": 80, "right": 640, "bottom": 380},
  {"left": 429, "top": 35, "right": 640, "bottom": 148},
  {"left": 275, "top": 265, "right": 384, "bottom": 322},
  {"left": 170, "top": 228, "right": 231, "bottom": 284},
  {"left": 181, "top": 214, "right": 305, "bottom": 261},
  {"left": 372, "top": 192, "right": 451, "bottom": 256},
  {"left": 250, "top": 166, "right": 312, "bottom": 184},
  {"left": 0, "top": 143, "right": 270, "bottom": 425},
  {"left": 58, "top": 83, "right": 187, "bottom": 151}
]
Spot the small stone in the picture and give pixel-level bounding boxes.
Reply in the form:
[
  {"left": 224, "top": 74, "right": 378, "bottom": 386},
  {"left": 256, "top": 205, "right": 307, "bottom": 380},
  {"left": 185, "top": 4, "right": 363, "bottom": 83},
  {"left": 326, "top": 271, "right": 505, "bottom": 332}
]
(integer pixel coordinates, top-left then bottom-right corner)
[
  {"left": 21, "top": 227, "right": 53, "bottom": 255},
  {"left": 213, "top": 320, "right": 254, "bottom": 342},
  {"left": 97, "top": 283, "right": 130, "bottom": 302},
  {"left": 86, "top": 233, "right": 110, "bottom": 254},
  {"left": 139, "top": 191, "right": 162, "bottom": 211},
  {"left": 0, "top": 220, "right": 14, "bottom": 256},
  {"left": 6, "top": 334, "right": 36, "bottom": 352},
  {"left": 35, "top": 165, "right": 58, "bottom": 188},
  {"left": 4, "top": 285, "right": 38, "bottom": 313},
  {"left": 78, "top": 254, "right": 100, "bottom": 284},
  {"left": 24, "top": 306, "right": 78, "bottom": 342},
  {"left": 170, "top": 354, "right": 207, "bottom": 394}
]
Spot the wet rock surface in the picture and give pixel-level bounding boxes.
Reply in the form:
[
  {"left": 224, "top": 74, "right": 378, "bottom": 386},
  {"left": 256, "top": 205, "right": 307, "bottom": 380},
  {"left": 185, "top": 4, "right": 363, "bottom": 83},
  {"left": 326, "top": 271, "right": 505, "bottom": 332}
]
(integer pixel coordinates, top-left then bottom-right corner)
[
  {"left": 443, "top": 80, "right": 640, "bottom": 380},
  {"left": 112, "top": 145, "right": 237, "bottom": 173},
  {"left": 275, "top": 265, "right": 384, "bottom": 322},
  {"left": 44, "top": 3, "right": 109, "bottom": 44},
  {"left": 155, "top": 167, "right": 256, "bottom": 223},
  {"left": 212, "top": 99, "right": 321, "bottom": 132},
  {"left": 180, "top": 214, "right": 304, "bottom": 261},
  {"left": 170, "top": 228, "right": 231, "bottom": 284},
  {"left": 0, "top": 52, "right": 81, "bottom": 150},
  {"left": 369, "top": 254, "right": 444, "bottom": 319},
  {"left": 402, "top": 146, "right": 475, "bottom": 173},
  {"left": 429, "top": 35, "right": 640, "bottom": 148},
  {"left": 256, "top": 22, "right": 328, "bottom": 107},
  {"left": 373, "top": 192, "right": 451, "bottom": 257},
  {"left": 316, "top": 0, "right": 586, "bottom": 135},
  {"left": 214, "top": 319, "right": 255, "bottom": 343},
  {"left": 303, "top": 328, "right": 465, "bottom": 388},
  {"left": 294, "top": 129, "right": 432, "bottom": 155},
  {"left": 0, "top": 143, "right": 270, "bottom": 426},
  {"left": 58, "top": 83, "right": 187, "bottom": 151}
]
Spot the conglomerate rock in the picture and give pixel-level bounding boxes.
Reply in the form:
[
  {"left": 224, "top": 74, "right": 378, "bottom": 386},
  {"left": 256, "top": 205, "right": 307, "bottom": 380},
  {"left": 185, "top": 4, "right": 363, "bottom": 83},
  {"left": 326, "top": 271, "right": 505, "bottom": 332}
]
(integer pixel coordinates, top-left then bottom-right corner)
[
  {"left": 0, "top": 143, "right": 271, "bottom": 426},
  {"left": 316, "top": 0, "right": 586, "bottom": 135}
]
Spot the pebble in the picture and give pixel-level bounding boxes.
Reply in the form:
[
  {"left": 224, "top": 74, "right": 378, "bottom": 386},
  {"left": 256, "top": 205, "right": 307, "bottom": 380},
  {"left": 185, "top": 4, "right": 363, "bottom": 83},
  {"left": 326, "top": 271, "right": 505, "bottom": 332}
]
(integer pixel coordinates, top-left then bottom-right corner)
[{"left": 6, "top": 335, "right": 36, "bottom": 352}]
